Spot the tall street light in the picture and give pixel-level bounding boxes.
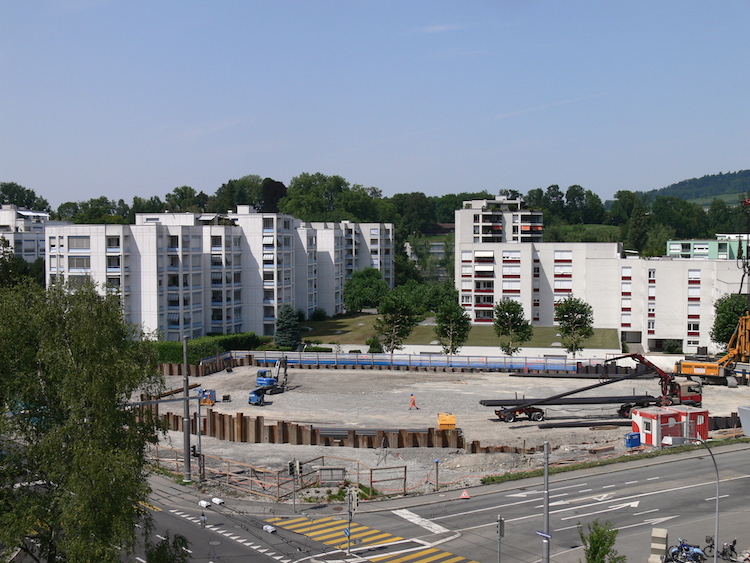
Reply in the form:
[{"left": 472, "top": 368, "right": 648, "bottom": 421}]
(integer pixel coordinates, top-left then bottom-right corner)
[{"left": 691, "top": 437, "right": 719, "bottom": 563}]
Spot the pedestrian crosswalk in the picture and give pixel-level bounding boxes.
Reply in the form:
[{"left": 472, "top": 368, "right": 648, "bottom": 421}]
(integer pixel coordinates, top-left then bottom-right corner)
[{"left": 265, "top": 515, "right": 479, "bottom": 563}]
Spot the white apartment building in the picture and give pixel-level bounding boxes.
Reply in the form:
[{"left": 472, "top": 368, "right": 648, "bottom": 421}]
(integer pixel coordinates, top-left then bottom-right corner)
[
  {"left": 455, "top": 196, "right": 544, "bottom": 244},
  {"left": 45, "top": 207, "right": 394, "bottom": 341},
  {"left": 0, "top": 204, "right": 53, "bottom": 262},
  {"left": 455, "top": 199, "right": 745, "bottom": 355}
]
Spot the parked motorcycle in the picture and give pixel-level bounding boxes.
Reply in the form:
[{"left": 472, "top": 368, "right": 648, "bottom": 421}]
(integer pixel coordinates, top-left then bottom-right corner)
[{"left": 665, "top": 538, "right": 707, "bottom": 562}]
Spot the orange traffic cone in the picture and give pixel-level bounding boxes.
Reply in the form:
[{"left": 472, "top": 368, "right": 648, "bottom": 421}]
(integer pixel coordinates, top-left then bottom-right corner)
[{"left": 460, "top": 490, "right": 470, "bottom": 499}]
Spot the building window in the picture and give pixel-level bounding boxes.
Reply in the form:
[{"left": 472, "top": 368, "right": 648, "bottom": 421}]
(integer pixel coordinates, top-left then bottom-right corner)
[
  {"left": 553, "top": 250, "right": 572, "bottom": 261},
  {"left": 461, "top": 295, "right": 472, "bottom": 304},
  {"left": 621, "top": 282, "right": 632, "bottom": 295},
  {"left": 648, "top": 269, "right": 656, "bottom": 280},
  {"left": 211, "top": 235, "right": 222, "bottom": 248},
  {"left": 688, "top": 269, "right": 701, "bottom": 281},
  {"left": 502, "top": 265, "right": 521, "bottom": 276},
  {"left": 68, "top": 236, "right": 90, "bottom": 250},
  {"left": 687, "top": 322, "right": 700, "bottom": 332},
  {"left": 168, "top": 235, "right": 179, "bottom": 249},
  {"left": 167, "top": 313, "right": 180, "bottom": 327},
  {"left": 502, "top": 250, "right": 521, "bottom": 260},
  {"left": 68, "top": 256, "right": 90, "bottom": 269},
  {"left": 621, "top": 266, "right": 632, "bottom": 278},
  {"left": 688, "top": 287, "right": 700, "bottom": 299},
  {"left": 554, "top": 265, "right": 572, "bottom": 276},
  {"left": 106, "top": 236, "right": 120, "bottom": 249},
  {"left": 647, "top": 320, "right": 655, "bottom": 330},
  {"left": 621, "top": 313, "right": 631, "bottom": 326},
  {"left": 621, "top": 298, "right": 631, "bottom": 310}
]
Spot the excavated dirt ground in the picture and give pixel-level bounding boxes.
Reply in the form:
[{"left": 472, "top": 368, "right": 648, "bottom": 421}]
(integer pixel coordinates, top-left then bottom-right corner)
[{"left": 157, "top": 364, "right": 750, "bottom": 497}]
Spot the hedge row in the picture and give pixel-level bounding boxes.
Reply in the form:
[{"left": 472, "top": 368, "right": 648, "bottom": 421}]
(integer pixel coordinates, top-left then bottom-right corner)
[{"left": 153, "top": 332, "right": 265, "bottom": 364}]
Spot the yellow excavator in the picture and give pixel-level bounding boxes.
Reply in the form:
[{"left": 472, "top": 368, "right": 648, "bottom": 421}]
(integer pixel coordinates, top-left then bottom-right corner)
[{"left": 674, "top": 314, "right": 750, "bottom": 387}]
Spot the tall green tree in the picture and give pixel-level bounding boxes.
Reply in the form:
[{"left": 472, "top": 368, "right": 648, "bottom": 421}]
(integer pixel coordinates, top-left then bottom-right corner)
[
  {"left": 651, "top": 196, "right": 708, "bottom": 239},
  {"left": 493, "top": 299, "right": 533, "bottom": 356},
  {"left": 710, "top": 293, "right": 748, "bottom": 347},
  {"left": 374, "top": 287, "right": 419, "bottom": 353},
  {"left": 145, "top": 532, "right": 191, "bottom": 563},
  {"left": 434, "top": 298, "right": 471, "bottom": 355},
  {"left": 407, "top": 233, "right": 442, "bottom": 282},
  {"left": 274, "top": 303, "right": 301, "bottom": 348},
  {"left": 165, "top": 186, "right": 208, "bottom": 213},
  {"left": 0, "top": 181, "right": 50, "bottom": 211},
  {"left": 207, "top": 175, "right": 263, "bottom": 213},
  {"left": 555, "top": 295, "right": 594, "bottom": 356},
  {"left": 577, "top": 519, "right": 626, "bottom": 563},
  {"left": 279, "top": 172, "right": 350, "bottom": 221},
  {"left": 343, "top": 268, "right": 389, "bottom": 313},
  {"left": 0, "top": 281, "right": 163, "bottom": 563},
  {"left": 0, "top": 237, "right": 45, "bottom": 287}
]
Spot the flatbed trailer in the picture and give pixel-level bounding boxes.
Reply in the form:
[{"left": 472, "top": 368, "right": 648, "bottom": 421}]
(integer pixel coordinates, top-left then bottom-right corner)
[
  {"left": 479, "top": 395, "right": 660, "bottom": 422},
  {"left": 480, "top": 354, "right": 702, "bottom": 422}
]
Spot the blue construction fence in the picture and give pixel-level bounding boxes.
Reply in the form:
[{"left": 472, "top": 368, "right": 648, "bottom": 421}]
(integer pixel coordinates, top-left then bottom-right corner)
[{"left": 202, "top": 350, "right": 605, "bottom": 372}]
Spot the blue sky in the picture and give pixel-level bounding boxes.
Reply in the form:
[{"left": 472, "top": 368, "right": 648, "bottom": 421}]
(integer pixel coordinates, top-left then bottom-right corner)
[{"left": 2, "top": 1, "right": 749, "bottom": 209}]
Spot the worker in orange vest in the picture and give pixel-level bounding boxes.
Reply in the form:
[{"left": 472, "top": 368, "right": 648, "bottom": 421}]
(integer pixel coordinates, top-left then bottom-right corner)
[{"left": 409, "top": 393, "right": 419, "bottom": 410}]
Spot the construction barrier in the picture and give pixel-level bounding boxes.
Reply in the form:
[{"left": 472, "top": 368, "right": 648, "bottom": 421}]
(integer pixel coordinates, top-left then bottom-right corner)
[{"left": 159, "top": 409, "right": 466, "bottom": 449}]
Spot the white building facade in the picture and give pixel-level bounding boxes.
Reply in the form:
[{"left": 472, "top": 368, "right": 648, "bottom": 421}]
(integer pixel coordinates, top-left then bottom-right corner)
[
  {"left": 45, "top": 207, "right": 393, "bottom": 340},
  {"left": 455, "top": 199, "right": 745, "bottom": 355},
  {"left": 0, "top": 204, "right": 54, "bottom": 262}
]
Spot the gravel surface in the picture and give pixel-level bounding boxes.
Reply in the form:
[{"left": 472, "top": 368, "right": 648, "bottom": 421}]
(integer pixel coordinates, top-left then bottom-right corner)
[{"left": 156, "top": 363, "right": 750, "bottom": 497}]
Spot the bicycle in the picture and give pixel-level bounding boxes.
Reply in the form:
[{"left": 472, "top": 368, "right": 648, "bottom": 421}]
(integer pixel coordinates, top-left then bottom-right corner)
[{"left": 704, "top": 536, "right": 738, "bottom": 561}]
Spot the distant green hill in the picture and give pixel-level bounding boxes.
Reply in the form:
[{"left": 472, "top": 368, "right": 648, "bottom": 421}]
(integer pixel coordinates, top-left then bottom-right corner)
[{"left": 644, "top": 170, "right": 750, "bottom": 202}]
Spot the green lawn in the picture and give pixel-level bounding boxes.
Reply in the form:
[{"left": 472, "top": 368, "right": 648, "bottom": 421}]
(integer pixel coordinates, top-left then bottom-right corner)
[{"left": 301, "top": 313, "right": 620, "bottom": 349}]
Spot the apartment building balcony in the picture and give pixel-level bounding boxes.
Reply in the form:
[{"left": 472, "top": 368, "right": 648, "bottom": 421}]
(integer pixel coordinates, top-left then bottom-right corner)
[{"left": 481, "top": 225, "right": 503, "bottom": 235}]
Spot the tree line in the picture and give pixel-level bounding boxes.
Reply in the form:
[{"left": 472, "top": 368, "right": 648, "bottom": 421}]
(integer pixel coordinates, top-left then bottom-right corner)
[{"left": 5, "top": 170, "right": 750, "bottom": 251}]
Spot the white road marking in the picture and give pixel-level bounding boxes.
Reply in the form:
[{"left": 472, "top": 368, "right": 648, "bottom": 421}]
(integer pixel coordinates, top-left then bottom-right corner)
[{"left": 392, "top": 509, "right": 450, "bottom": 534}]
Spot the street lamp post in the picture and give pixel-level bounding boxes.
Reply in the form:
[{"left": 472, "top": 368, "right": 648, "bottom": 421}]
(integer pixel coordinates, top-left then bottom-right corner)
[
  {"left": 692, "top": 437, "right": 719, "bottom": 563},
  {"left": 182, "top": 335, "right": 191, "bottom": 483}
]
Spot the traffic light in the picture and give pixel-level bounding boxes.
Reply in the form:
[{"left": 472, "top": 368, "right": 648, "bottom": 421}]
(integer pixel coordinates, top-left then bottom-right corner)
[
  {"left": 288, "top": 460, "right": 296, "bottom": 476},
  {"left": 348, "top": 487, "right": 358, "bottom": 513},
  {"left": 191, "top": 445, "right": 198, "bottom": 457}
]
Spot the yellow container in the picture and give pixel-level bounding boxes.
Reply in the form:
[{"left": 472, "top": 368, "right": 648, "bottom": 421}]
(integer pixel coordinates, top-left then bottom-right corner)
[{"left": 437, "top": 412, "right": 456, "bottom": 430}]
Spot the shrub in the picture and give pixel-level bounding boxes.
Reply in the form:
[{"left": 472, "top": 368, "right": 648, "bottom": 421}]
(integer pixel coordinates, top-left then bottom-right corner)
[
  {"left": 309, "top": 308, "right": 329, "bottom": 321},
  {"left": 153, "top": 332, "right": 261, "bottom": 364}
]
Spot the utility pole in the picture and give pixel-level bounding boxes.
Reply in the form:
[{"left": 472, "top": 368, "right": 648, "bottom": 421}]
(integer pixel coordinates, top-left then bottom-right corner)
[
  {"left": 542, "top": 441, "right": 550, "bottom": 563},
  {"left": 182, "top": 335, "right": 191, "bottom": 483},
  {"left": 434, "top": 459, "right": 440, "bottom": 492}
]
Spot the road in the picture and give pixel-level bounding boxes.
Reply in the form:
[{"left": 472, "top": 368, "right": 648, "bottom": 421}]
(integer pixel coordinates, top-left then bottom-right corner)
[{"left": 136, "top": 443, "right": 750, "bottom": 562}]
